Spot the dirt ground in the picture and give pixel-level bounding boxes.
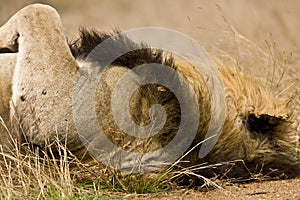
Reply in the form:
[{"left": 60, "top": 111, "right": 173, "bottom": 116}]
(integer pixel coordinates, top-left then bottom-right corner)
[
  {"left": 0, "top": 0, "right": 299, "bottom": 199},
  {"left": 123, "top": 178, "right": 300, "bottom": 200}
]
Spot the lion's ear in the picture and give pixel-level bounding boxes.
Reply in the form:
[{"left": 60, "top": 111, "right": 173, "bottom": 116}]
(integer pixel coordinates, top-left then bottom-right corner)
[
  {"left": 0, "top": 48, "right": 14, "bottom": 53},
  {"left": 246, "top": 113, "right": 288, "bottom": 134}
]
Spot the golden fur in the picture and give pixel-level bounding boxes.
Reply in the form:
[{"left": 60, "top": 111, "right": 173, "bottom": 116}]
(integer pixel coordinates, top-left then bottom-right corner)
[{"left": 0, "top": 53, "right": 15, "bottom": 153}]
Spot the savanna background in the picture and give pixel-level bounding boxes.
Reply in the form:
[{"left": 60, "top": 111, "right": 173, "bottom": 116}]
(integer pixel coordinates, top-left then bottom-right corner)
[{"left": 0, "top": 0, "right": 299, "bottom": 199}]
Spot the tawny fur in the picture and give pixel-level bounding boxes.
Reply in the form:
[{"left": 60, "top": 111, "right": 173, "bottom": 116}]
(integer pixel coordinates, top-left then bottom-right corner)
[
  {"left": 0, "top": 4, "right": 298, "bottom": 179},
  {"left": 0, "top": 53, "right": 15, "bottom": 154}
]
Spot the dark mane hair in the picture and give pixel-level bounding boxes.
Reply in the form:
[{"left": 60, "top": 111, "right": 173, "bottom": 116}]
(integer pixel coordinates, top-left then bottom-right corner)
[
  {"left": 69, "top": 28, "right": 175, "bottom": 69},
  {"left": 0, "top": 47, "right": 14, "bottom": 53}
]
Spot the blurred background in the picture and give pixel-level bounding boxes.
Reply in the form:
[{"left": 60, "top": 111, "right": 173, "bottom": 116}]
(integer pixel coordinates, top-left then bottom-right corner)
[{"left": 0, "top": 0, "right": 299, "bottom": 52}]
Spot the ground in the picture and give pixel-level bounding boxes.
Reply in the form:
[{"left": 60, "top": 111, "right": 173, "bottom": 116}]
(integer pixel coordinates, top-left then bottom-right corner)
[
  {"left": 0, "top": 0, "right": 299, "bottom": 199},
  {"left": 123, "top": 178, "right": 300, "bottom": 199}
]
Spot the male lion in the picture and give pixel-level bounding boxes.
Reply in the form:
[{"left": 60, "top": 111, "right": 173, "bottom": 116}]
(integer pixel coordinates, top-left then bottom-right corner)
[{"left": 0, "top": 4, "right": 299, "bottom": 179}]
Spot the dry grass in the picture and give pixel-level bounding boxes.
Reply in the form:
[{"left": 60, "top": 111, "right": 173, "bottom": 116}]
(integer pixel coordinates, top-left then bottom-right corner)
[
  {"left": 0, "top": 119, "right": 179, "bottom": 198},
  {"left": 0, "top": 138, "right": 158, "bottom": 198},
  {"left": 0, "top": 122, "right": 224, "bottom": 199}
]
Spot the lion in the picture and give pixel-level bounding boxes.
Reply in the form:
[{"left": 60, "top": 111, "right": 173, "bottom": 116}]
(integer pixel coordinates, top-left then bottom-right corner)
[{"left": 0, "top": 4, "right": 298, "bottom": 179}]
